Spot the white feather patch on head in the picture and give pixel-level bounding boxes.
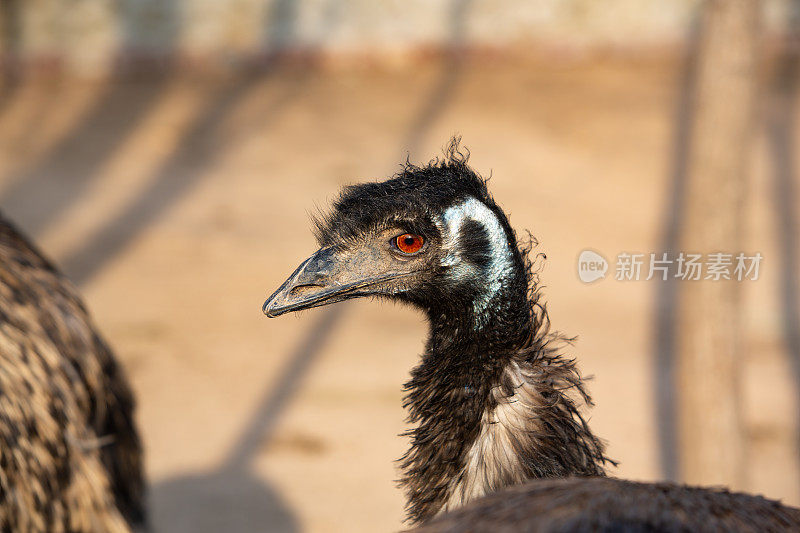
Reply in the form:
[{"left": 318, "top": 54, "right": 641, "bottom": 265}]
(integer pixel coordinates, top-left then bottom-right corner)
[{"left": 436, "top": 197, "right": 514, "bottom": 317}]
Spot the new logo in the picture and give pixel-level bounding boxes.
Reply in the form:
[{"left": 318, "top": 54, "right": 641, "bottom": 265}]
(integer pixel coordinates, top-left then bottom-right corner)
[{"left": 578, "top": 250, "right": 608, "bottom": 283}]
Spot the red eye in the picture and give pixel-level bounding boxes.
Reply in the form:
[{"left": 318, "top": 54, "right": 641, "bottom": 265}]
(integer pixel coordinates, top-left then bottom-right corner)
[{"left": 395, "top": 234, "right": 424, "bottom": 254}]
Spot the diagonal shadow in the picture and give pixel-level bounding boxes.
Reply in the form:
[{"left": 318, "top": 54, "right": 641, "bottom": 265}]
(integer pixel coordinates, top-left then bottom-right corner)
[
  {"left": 224, "top": 307, "right": 344, "bottom": 472},
  {"left": 402, "top": 0, "right": 474, "bottom": 159},
  {"left": 58, "top": 68, "right": 293, "bottom": 285},
  {"left": 150, "top": 307, "right": 343, "bottom": 532},
  {"left": 149, "top": 1, "right": 477, "bottom": 531},
  {"left": 59, "top": 0, "right": 326, "bottom": 288},
  {"left": 0, "top": 2, "right": 180, "bottom": 239},
  {"left": 767, "top": 0, "right": 800, "bottom": 485},
  {"left": 0, "top": 78, "right": 173, "bottom": 236},
  {"left": 147, "top": 1, "right": 331, "bottom": 531},
  {"left": 232, "top": 0, "right": 477, "bottom": 469},
  {"left": 652, "top": 15, "right": 702, "bottom": 482},
  {"left": 0, "top": 0, "right": 23, "bottom": 118},
  {"left": 142, "top": 72, "right": 312, "bottom": 533},
  {"left": 0, "top": 3, "right": 305, "bottom": 531},
  {"left": 55, "top": 0, "right": 327, "bottom": 290}
]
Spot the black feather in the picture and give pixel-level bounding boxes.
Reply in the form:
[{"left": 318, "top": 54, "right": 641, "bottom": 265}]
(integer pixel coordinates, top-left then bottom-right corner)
[{"left": 458, "top": 219, "right": 492, "bottom": 270}]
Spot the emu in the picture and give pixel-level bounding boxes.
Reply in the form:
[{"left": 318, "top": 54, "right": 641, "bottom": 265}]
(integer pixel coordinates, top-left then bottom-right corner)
[
  {"left": 263, "top": 143, "right": 800, "bottom": 529},
  {"left": 0, "top": 213, "right": 144, "bottom": 532}
]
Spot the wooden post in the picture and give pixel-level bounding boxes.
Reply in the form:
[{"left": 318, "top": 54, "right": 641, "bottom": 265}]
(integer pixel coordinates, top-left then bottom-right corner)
[{"left": 676, "top": 0, "right": 759, "bottom": 488}]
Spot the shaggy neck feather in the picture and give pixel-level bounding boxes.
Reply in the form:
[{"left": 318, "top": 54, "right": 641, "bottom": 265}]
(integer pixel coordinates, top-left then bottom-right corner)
[{"left": 399, "top": 249, "right": 612, "bottom": 525}]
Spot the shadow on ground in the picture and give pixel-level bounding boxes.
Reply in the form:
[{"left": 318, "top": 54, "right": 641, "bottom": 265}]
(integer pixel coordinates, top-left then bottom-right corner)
[
  {"left": 150, "top": 471, "right": 297, "bottom": 533},
  {"left": 148, "top": 305, "right": 345, "bottom": 532}
]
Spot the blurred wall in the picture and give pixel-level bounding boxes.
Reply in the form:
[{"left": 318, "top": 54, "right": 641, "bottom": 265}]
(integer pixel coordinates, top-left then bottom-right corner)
[
  {"left": 1, "top": 0, "right": 777, "bottom": 76},
  {"left": 3, "top": 0, "right": 796, "bottom": 76}
]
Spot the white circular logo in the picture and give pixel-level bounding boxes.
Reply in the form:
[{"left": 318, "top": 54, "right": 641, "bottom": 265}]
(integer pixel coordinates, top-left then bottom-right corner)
[{"left": 577, "top": 250, "right": 608, "bottom": 283}]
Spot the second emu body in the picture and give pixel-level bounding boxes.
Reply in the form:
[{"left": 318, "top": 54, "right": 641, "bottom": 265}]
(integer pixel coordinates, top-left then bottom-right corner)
[
  {"left": 263, "top": 144, "right": 800, "bottom": 529},
  {"left": 0, "top": 213, "right": 144, "bottom": 532}
]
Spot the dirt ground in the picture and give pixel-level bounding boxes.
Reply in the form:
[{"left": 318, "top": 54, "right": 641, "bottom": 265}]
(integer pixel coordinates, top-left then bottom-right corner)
[{"left": 0, "top": 52, "right": 797, "bottom": 532}]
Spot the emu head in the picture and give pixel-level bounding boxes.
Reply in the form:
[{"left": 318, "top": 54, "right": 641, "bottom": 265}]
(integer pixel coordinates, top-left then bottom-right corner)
[{"left": 263, "top": 151, "right": 525, "bottom": 323}]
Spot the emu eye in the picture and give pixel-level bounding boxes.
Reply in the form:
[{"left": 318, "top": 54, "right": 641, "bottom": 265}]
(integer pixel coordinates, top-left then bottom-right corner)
[{"left": 394, "top": 234, "right": 424, "bottom": 255}]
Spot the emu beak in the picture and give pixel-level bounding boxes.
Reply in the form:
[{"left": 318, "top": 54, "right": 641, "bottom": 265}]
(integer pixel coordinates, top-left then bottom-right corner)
[{"left": 262, "top": 246, "right": 410, "bottom": 317}]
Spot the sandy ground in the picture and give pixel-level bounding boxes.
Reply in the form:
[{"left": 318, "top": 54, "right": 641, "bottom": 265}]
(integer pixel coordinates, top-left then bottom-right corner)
[{"left": 0, "top": 53, "right": 797, "bottom": 532}]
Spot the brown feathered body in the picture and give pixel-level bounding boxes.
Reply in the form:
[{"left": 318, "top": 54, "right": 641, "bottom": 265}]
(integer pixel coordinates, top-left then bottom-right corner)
[
  {"left": 0, "top": 213, "right": 144, "bottom": 532},
  {"left": 410, "top": 477, "right": 800, "bottom": 533}
]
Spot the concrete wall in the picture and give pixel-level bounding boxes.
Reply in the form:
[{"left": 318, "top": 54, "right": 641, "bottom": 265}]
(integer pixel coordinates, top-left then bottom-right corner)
[{"left": 0, "top": 0, "right": 789, "bottom": 75}]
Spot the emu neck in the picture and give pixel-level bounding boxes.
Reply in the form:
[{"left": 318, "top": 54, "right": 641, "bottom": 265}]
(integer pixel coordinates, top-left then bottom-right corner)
[
  {"left": 428, "top": 280, "right": 532, "bottom": 365},
  {"left": 400, "top": 281, "right": 610, "bottom": 524}
]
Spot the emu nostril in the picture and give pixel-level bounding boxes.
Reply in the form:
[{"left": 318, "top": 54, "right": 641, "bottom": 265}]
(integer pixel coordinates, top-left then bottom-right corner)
[{"left": 289, "top": 284, "right": 323, "bottom": 298}]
